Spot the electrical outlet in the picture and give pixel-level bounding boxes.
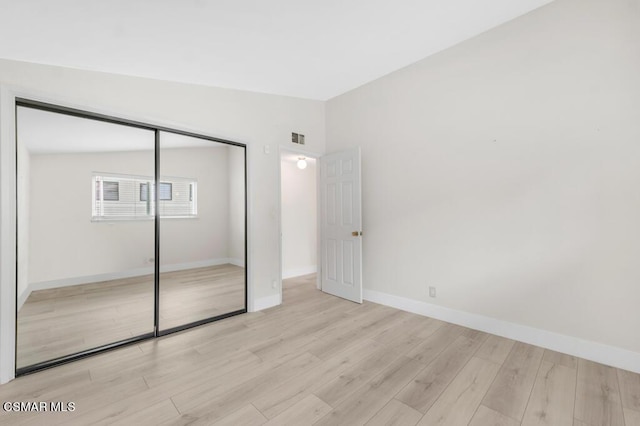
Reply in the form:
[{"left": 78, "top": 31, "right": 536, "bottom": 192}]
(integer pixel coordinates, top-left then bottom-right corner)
[{"left": 429, "top": 286, "right": 436, "bottom": 298}]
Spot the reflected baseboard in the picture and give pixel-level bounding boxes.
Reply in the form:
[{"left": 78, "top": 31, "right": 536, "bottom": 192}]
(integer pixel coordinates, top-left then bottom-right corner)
[
  {"left": 161, "top": 258, "right": 242, "bottom": 273},
  {"left": 228, "top": 257, "right": 245, "bottom": 268},
  {"left": 17, "top": 288, "right": 31, "bottom": 310},
  {"left": 21, "top": 258, "right": 242, "bottom": 309}
]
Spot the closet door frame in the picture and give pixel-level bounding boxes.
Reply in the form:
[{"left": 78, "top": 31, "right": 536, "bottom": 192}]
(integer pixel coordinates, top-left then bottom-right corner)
[{"left": 14, "top": 98, "right": 248, "bottom": 376}]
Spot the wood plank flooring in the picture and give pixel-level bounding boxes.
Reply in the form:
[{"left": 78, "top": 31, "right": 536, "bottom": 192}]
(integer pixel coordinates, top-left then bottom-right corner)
[
  {"left": 2, "top": 274, "right": 639, "bottom": 425},
  {"left": 17, "top": 264, "right": 245, "bottom": 368}
]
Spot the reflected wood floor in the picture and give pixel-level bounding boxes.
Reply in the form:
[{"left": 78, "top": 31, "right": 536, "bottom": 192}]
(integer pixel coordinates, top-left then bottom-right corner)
[
  {"left": 3, "top": 274, "right": 639, "bottom": 425},
  {"left": 17, "top": 264, "right": 245, "bottom": 368}
]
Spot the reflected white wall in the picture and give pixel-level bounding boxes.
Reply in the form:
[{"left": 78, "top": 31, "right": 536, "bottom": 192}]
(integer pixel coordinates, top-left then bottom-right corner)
[
  {"left": 27, "top": 147, "right": 234, "bottom": 289},
  {"left": 16, "top": 143, "right": 30, "bottom": 307},
  {"left": 228, "top": 146, "right": 245, "bottom": 266},
  {"left": 159, "top": 145, "right": 232, "bottom": 269}
]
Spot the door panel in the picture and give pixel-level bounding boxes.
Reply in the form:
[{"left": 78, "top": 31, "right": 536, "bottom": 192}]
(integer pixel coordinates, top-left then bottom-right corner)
[
  {"left": 342, "top": 182, "right": 354, "bottom": 225},
  {"left": 15, "top": 106, "right": 155, "bottom": 371},
  {"left": 13, "top": 101, "right": 249, "bottom": 377},
  {"left": 343, "top": 241, "right": 354, "bottom": 286},
  {"left": 158, "top": 131, "right": 246, "bottom": 332},
  {"left": 320, "top": 147, "right": 362, "bottom": 303}
]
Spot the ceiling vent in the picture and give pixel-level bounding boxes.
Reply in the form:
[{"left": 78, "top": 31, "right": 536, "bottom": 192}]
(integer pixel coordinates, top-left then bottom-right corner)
[{"left": 291, "top": 132, "right": 305, "bottom": 145}]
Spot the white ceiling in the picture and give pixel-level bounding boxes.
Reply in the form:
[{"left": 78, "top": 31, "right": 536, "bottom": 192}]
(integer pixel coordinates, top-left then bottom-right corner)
[
  {"left": 0, "top": 0, "right": 553, "bottom": 100},
  {"left": 17, "top": 106, "right": 228, "bottom": 153}
]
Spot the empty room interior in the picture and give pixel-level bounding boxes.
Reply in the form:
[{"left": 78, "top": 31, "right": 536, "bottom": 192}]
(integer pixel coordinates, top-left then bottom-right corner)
[{"left": 0, "top": 0, "right": 639, "bottom": 425}]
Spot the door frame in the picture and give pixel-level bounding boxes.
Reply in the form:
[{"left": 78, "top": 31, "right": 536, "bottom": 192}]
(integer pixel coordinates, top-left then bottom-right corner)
[
  {"left": 278, "top": 145, "right": 322, "bottom": 303},
  {"left": 0, "top": 85, "right": 253, "bottom": 382}
]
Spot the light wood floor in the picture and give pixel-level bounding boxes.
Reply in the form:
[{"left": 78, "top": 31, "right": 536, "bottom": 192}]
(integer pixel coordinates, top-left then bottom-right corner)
[
  {"left": 3, "top": 274, "right": 639, "bottom": 425},
  {"left": 17, "top": 264, "right": 245, "bottom": 368}
]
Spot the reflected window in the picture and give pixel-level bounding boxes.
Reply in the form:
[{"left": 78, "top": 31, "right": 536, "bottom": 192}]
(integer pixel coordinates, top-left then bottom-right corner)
[
  {"left": 95, "top": 180, "right": 119, "bottom": 201},
  {"left": 92, "top": 173, "right": 197, "bottom": 220},
  {"left": 140, "top": 182, "right": 172, "bottom": 201}
]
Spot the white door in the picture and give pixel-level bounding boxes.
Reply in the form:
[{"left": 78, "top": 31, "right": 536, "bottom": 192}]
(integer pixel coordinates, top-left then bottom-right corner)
[{"left": 320, "top": 147, "right": 362, "bottom": 303}]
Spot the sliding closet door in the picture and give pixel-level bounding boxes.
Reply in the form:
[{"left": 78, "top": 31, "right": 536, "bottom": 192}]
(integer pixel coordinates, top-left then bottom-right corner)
[
  {"left": 15, "top": 106, "right": 156, "bottom": 372},
  {"left": 158, "top": 131, "right": 246, "bottom": 332}
]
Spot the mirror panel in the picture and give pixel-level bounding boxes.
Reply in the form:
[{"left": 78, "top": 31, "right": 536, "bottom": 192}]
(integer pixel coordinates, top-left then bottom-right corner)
[
  {"left": 158, "top": 131, "right": 246, "bottom": 331},
  {"left": 14, "top": 103, "right": 247, "bottom": 373},
  {"left": 16, "top": 106, "right": 156, "bottom": 369}
]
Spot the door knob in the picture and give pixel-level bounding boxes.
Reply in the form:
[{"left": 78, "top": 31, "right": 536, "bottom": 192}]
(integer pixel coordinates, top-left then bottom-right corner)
[{"left": 352, "top": 231, "right": 362, "bottom": 236}]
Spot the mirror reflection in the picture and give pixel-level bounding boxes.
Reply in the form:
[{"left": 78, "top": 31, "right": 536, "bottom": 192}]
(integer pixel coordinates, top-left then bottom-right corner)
[
  {"left": 16, "top": 106, "right": 156, "bottom": 369},
  {"left": 159, "top": 132, "right": 246, "bottom": 331},
  {"left": 15, "top": 106, "right": 247, "bottom": 371}
]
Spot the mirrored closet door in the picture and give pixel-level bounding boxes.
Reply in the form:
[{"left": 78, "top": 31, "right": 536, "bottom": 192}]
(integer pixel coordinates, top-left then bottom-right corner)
[
  {"left": 15, "top": 101, "right": 247, "bottom": 375},
  {"left": 158, "top": 132, "right": 246, "bottom": 333},
  {"left": 16, "top": 105, "right": 156, "bottom": 372}
]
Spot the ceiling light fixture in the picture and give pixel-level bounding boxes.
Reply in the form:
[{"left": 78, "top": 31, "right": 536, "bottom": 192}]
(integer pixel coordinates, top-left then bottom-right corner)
[{"left": 297, "top": 157, "right": 308, "bottom": 170}]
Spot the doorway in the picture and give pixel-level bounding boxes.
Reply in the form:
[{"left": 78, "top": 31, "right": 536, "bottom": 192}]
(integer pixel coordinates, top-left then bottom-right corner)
[
  {"left": 279, "top": 149, "right": 319, "bottom": 301},
  {"left": 15, "top": 99, "right": 247, "bottom": 375}
]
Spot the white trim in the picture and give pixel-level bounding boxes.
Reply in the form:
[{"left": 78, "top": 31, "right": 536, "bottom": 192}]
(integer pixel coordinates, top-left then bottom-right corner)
[
  {"left": 228, "top": 258, "right": 245, "bottom": 268},
  {"left": 28, "top": 268, "right": 155, "bottom": 293},
  {"left": 0, "top": 85, "right": 18, "bottom": 384},
  {"left": 161, "top": 259, "right": 234, "bottom": 273},
  {"left": 315, "top": 156, "right": 321, "bottom": 291},
  {"left": 17, "top": 288, "right": 31, "bottom": 311},
  {"left": 245, "top": 142, "right": 253, "bottom": 319},
  {"left": 282, "top": 266, "right": 317, "bottom": 279},
  {"left": 252, "top": 293, "right": 281, "bottom": 312},
  {"left": 19, "top": 258, "right": 235, "bottom": 303},
  {"left": 364, "top": 288, "right": 640, "bottom": 374}
]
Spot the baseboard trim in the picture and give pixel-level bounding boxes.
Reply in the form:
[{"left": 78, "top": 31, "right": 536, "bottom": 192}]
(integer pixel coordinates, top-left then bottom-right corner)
[
  {"left": 17, "top": 288, "right": 31, "bottom": 311},
  {"left": 283, "top": 266, "right": 317, "bottom": 279},
  {"left": 25, "top": 258, "right": 233, "bottom": 296},
  {"left": 162, "top": 258, "right": 232, "bottom": 273},
  {"left": 364, "top": 288, "right": 640, "bottom": 374},
  {"left": 228, "top": 258, "right": 246, "bottom": 268},
  {"left": 252, "top": 293, "right": 281, "bottom": 312}
]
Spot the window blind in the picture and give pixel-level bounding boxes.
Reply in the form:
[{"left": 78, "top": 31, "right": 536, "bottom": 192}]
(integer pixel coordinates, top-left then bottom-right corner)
[{"left": 92, "top": 173, "right": 197, "bottom": 220}]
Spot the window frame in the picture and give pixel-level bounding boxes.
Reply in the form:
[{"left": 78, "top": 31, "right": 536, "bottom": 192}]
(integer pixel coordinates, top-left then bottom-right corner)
[
  {"left": 92, "top": 172, "right": 197, "bottom": 221},
  {"left": 140, "top": 182, "right": 172, "bottom": 202}
]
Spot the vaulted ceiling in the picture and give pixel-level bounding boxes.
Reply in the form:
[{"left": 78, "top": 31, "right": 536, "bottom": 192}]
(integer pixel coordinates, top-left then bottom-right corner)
[{"left": 0, "top": 0, "right": 554, "bottom": 100}]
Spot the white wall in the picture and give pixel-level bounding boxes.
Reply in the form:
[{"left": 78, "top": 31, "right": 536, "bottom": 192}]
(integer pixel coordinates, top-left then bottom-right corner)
[
  {"left": 281, "top": 157, "right": 317, "bottom": 278},
  {"left": 326, "top": 0, "right": 640, "bottom": 359}
]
